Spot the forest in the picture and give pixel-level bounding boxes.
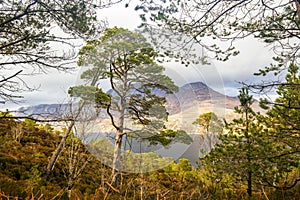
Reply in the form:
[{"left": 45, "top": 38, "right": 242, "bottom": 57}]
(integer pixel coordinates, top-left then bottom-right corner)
[{"left": 0, "top": 0, "right": 299, "bottom": 199}]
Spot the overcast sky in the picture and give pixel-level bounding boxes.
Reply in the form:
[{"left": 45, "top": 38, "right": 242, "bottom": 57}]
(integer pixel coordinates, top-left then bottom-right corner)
[{"left": 1, "top": 2, "right": 277, "bottom": 110}]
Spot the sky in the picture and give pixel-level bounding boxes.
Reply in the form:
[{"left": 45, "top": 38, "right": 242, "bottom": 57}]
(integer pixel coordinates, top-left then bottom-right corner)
[{"left": 1, "top": 1, "right": 277, "bottom": 111}]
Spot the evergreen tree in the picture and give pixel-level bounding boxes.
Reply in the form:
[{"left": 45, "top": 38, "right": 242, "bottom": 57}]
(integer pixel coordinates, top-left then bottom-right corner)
[
  {"left": 69, "top": 27, "right": 181, "bottom": 185},
  {"left": 199, "top": 88, "right": 268, "bottom": 198},
  {"left": 258, "top": 63, "right": 300, "bottom": 190},
  {"left": 200, "top": 67, "right": 300, "bottom": 197},
  {"left": 193, "top": 112, "right": 223, "bottom": 151}
]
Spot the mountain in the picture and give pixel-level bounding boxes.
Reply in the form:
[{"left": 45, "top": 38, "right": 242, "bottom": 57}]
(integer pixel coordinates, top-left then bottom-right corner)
[
  {"left": 165, "top": 81, "right": 240, "bottom": 114},
  {"left": 17, "top": 81, "right": 241, "bottom": 116},
  {"left": 16, "top": 81, "right": 262, "bottom": 167},
  {"left": 18, "top": 103, "right": 70, "bottom": 116}
]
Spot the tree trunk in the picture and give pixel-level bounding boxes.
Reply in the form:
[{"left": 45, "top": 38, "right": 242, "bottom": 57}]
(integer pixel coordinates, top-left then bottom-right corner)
[
  {"left": 206, "top": 127, "right": 213, "bottom": 151},
  {"left": 247, "top": 171, "right": 252, "bottom": 198},
  {"left": 245, "top": 108, "right": 252, "bottom": 198},
  {"left": 45, "top": 120, "right": 75, "bottom": 177},
  {"left": 208, "top": 133, "right": 213, "bottom": 151},
  {"left": 110, "top": 76, "right": 127, "bottom": 186},
  {"left": 45, "top": 101, "right": 86, "bottom": 178},
  {"left": 68, "top": 188, "right": 72, "bottom": 199},
  {"left": 111, "top": 130, "right": 123, "bottom": 186},
  {"left": 295, "top": 0, "right": 300, "bottom": 18}
]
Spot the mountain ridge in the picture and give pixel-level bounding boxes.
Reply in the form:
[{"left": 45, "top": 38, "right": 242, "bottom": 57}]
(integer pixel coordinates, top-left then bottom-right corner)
[{"left": 17, "top": 81, "right": 241, "bottom": 116}]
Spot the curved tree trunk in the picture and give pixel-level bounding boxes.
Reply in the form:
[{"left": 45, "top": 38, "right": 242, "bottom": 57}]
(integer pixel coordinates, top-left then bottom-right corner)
[{"left": 110, "top": 71, "right": 127, "bottom": 186}]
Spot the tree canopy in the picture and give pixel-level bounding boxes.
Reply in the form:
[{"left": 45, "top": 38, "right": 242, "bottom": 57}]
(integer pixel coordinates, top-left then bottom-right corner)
[
  {"left": 69, "top": 27, "right": 192, "bottom": 183},
  {"left": 199, "top": 66, "right": 300, "bottom": 197},
  {"left": 0, "top": 0, "right": 121, "bottom": 102},
  {"left": 134, "top": 0, "right": 300, "bottom": 72}
]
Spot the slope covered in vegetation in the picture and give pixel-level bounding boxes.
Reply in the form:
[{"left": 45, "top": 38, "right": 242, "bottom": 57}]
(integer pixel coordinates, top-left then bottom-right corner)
[{"left": 0, "top": 113, "right": 299, "bottom": 199}]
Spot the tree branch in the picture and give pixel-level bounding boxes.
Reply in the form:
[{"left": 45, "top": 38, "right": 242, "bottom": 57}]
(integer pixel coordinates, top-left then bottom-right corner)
[
  {"left": 0, "top": 70, "right": 22, "bottom": 83},
  {"left": 264, "top": 178, "right": 300, "bottom": 190}
]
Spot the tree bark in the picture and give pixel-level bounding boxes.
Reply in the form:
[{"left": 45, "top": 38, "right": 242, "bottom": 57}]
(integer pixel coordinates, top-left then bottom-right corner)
[
  {"left": 295, "top": 0, "right": 300, "bottom": 18},
  {"left": 247, "top": 171, "right": 252, "bottom": 198},
  {"left": 109, "top": 70, "right": 127, "bottom": 186},
  {"left": 45, "top": 120, "right": 75, "bottom": 177},
  {"left": 111, "top": 130, "right": 123, "bottom": 186},
  {"left": 245, "top": 108, "right": 252, "bottom": 198},
  {"left": 44, "top": 99, "right": 87, "bottom": 178}
]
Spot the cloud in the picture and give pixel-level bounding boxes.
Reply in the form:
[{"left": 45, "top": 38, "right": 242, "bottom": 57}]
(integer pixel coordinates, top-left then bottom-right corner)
[{"left": 1, "top": 3, "right": 278, "bottom": 110}]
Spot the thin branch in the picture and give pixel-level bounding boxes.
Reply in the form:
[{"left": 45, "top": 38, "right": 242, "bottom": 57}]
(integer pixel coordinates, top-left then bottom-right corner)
[
  {"left": 193, "top": 0, "right": 250, "bottom": 40},
  {"left": 265, "top": 101, "right": 300, "bottom": 110},
  {"left": 106, "top": 103, "right": 120, "bottom": 131},
  {"left": 0, "top": 0, "right": 38, "bottom": 26},
  {"left": 105, "top": 181, "right": 120, "bottom": 193},
  {"left": 264, "top": 178, "right": 300, "bottom": 190},
  {"left": 0, "top": 70, "right": 22, "bottom": 83}
]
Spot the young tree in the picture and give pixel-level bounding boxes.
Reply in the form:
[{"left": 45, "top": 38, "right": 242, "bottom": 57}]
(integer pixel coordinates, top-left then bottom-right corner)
[
  {"left": 200, "top": 82, "right": 300, "bottom": 197},
  {"left": 193, "top": 112, "right": 223, "bottom": 151},
  {"left": 199, "top": 88, "right": 268, "bottom": 198},
  {"left": 70, "top": 27, "right": 180, "bottom": 185}
]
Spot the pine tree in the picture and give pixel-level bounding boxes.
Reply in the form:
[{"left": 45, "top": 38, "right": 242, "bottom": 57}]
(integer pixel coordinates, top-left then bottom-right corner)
[
  {"left": 258, "top": 63, "right": 300, "bottom": 190},
  {"left": 199, "top": 88, "right": 268, "bottom": 198},
  {"left": 69, "top": 27, "right": 183, "bottom": 185},
  {"left": 193, "top": 112, "right": 223, "bottom": 151}
]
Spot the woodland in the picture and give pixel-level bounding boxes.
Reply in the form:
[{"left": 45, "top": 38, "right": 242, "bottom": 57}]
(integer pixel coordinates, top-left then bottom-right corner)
[{"left": 0, "top": 0, "right": 300, "bottom": 199}]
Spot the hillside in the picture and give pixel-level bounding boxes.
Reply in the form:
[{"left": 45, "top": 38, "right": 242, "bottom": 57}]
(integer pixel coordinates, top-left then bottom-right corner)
[
  {"left": 2, "top": 82, "right": 298, "bottom": 199},
  {"left": 15, "top": 82, "right": 263, "bottom": 167}
]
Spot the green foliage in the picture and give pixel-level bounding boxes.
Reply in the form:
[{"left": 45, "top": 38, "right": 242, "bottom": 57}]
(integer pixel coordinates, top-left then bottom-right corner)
[
  {"left": 68, "top": 85, "right": 110, "bottom": 107},
  {"left": 200, "top": 88, "right": 272, "bottom": 197},
  {"left": 143, "top": 129, "right": 192, "bottom": 146},
  {"left": 0, "top": 118, "right": 63, "bottom": 198},
  {"left": 193, "top": 112, "right": 223, "bottom": 134},
  {"left": 75, "top": 27, "right": 181, "bottom": 152},
  {"left": 0, "top": 117, "right": 107, "bottom": 199},
  {"left": 0, "top": 117, "right": 299, "bottom": 199},
  {"left": 257, "top": 63, "right": 300, "bottom": 189},
  {"left": 199, "top": 67, "right": 300, "bottom": 197},
  {"left": 24, "top": 117, "right": 37, "bottom": 130}
]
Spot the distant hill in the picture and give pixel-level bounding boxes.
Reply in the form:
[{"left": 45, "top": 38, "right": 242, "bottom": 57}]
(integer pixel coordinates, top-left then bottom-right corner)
[
  {"left": 17, "top": 81, "right": 241, "bottom": 116},
  {"left": 18, "top": 103, "right": 70, "bottom": 116},
  {"left": 16, "top": 81, "right": 263, "bottom": 167}
]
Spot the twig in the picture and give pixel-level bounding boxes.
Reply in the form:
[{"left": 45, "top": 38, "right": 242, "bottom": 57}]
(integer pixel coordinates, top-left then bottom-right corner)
[
  {"left": 0, "top": 70, "right": 23, "bottom": 83},
  {"left": 105, "top": 181, "right": 120, "bottom": 193}
]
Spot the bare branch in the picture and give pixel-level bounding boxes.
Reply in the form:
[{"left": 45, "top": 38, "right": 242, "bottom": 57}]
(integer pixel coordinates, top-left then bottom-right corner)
[{"left": 0, "top": 70, "right": 22, "bottom": 83}]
